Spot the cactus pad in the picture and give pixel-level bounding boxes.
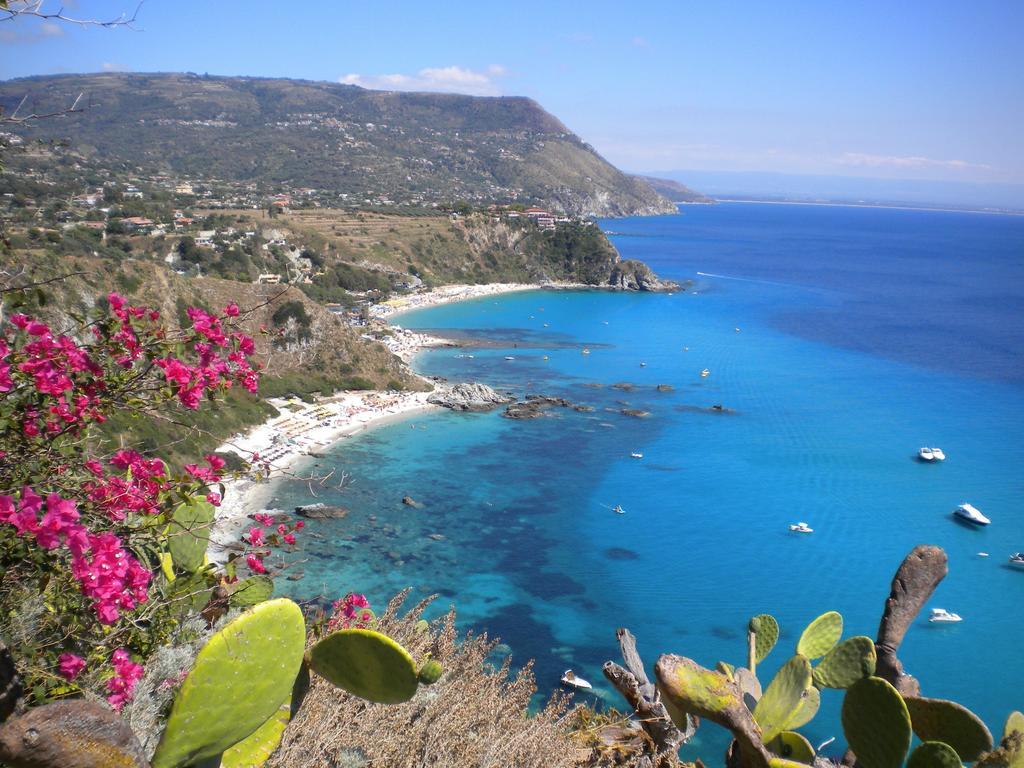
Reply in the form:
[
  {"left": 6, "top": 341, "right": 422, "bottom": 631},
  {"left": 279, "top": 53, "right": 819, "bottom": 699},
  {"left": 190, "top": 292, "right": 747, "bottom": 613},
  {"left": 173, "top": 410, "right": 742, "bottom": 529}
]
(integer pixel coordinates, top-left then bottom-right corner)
[
  {"left": 905, "top": 696, "right": 993, "bottom": 761},
  {"left": 812, "top": 636, "right": 876, "bottom": 689},
  {"left": 308, "top": 628, "right": 419, "bottom": 704},
  {"left": 220, "top": 701, "right": 290, "bottom": 768},
  {"left": 907, "top": 742, "right": 964, "bottom": 768},
  {"left": 230, "top": 575, "right": 275, "bottom": 606},
  {"left": 768, "top": 731, "right": 816, "bottom": 763},
  {"left": 750, "top": 613, "right": 780, "bottom": 663},
  {"left": 788, "top": 683, "right": 820, "bottom": 729},
  {"left": 1006, "top": 711, "right": 1024, "bottom": 740},
  {"left": 151, "top": 598, "right": 306, "bottom": 768},
  {"left": 842, "top": 676, "right": 912, "bottom": 768},
  {"left": 717, "top": 660, "right": 736, "bottom": 680},
  {"left": 753, "top": 654, "right": 814, "bottom": 741},
  {"left": 770, "top": 760, "right": 814, "bottom": 768},
  {"left": 796, "top": 611, "right": 843, "bottom": 659},
  {"left": 655, "top": 656, "right": 743, "bottom": 720},
  {"left": 418, "top": 660, "right": 443, "bottom": 685},
  {"left": 167, "top": 498, "right": 215, "bottom": 574}
]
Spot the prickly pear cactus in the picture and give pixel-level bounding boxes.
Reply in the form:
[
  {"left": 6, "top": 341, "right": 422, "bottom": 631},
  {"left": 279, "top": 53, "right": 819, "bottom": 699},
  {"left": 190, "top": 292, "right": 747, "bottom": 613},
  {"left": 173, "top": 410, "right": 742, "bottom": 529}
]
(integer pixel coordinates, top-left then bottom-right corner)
[
  {"left": 230, "top": 575, "right": 274, "bottom": 606},
  {"left": 842, "top": 676, "right": 912, "bottom": 768},
  {"left": 753, "top": 655, "right": 814, "bottom": 741},
  {"left": 796, "top": 611, "right": 842, "bottom": 659},
  {"left": 167, "top": 497, "right": 215, "bottom": 574},
  {"left": 151, "top": 598, "right": 307, "bottom": 768},
  {"left": 308, "top": 628, "right": 419, "bottom": 704},
  {"left": 767, "top": 731, "right": 815, "bottom": 763},
  {"left": 769, "top": 759, "right": 813, "bottom": 768},
  {"left": 905, "top": 696, "right": 993, "bottom": 761},
  {"left": 220, "top": 700, "right": 290, "bottom": 768},
  {"left": 787, "top": 684, "right": 820, "bottom": 730},
  {"left": 812, "top": 635, "right": 876, "bottom": 689},
  {"left": 907, "top": 741, "right": 964, "bottom": 768},
  {"left": 417, "top": 659, "right": 443, "bottom": 685},
  {"left": 750, "top": 614, "right": 780, "bottom": 663}
]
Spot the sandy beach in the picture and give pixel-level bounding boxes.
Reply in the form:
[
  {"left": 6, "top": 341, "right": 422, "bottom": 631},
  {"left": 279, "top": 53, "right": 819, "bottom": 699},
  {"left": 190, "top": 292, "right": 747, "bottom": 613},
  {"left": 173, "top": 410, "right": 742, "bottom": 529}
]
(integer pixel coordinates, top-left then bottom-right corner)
[{"left": 209, "top": 282, "right": 539, "bottom": 557}]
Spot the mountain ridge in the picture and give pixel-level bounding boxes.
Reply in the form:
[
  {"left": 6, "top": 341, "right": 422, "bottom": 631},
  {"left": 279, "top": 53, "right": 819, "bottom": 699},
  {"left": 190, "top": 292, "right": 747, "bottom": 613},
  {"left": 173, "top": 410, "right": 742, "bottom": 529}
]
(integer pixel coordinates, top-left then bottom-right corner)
[{"left": 0, "top": 72, "right": 678, "bottom": 218}]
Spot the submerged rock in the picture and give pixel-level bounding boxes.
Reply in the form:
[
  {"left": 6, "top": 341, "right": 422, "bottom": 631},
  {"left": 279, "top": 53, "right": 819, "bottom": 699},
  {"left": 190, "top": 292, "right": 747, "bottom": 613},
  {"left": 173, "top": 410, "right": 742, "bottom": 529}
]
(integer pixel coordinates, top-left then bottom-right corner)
[
  {"left": 620, "top": 408, "right": 651, "bottom": 418},
  {"left": 402, "top": 495, "right": 421, "bottom": 507},
  {"left": 427, "top": 382, "right": 515, "bottom": 411},
  {"left": 611, "top": 382, "right": 635, "bottom": 391},
  {"left": 656, "top": 384, "right": 674, "bottom": 392},
  {"left": 502, "top": 394, "right": 575, "bottom": 419},
  {"left": 295, "top": 503, "right": 349, "bottom": 519}
]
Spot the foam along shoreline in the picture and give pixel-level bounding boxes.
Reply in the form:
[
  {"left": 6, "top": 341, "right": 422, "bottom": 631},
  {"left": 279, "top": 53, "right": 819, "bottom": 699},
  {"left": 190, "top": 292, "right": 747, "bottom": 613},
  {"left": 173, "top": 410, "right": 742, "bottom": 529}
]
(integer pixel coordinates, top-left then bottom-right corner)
[{"left": 209, "top": 281, "right": 554, "bottom": 559}]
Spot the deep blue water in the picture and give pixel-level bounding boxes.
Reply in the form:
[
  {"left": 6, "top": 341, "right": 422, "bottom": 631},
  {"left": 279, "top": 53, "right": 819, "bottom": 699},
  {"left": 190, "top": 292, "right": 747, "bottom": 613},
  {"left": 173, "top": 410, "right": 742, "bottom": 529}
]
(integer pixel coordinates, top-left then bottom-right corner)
[{"left": 275, "top": 203, "right": 1024, "bottom": 759}]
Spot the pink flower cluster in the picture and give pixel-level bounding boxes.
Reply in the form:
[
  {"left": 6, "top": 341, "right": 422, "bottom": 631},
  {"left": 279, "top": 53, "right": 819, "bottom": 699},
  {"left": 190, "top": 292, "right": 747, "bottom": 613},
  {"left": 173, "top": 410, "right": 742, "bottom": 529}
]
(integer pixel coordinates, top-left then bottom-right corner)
[
  {"left": 4, "top": 315, "right": 106, "bottom": 437},
  {"left": 106, "top": 648, "right": 144, "bottom": 711},
  {"left": 0, "top": 489, "right": 151, "bottom": 624},
  {"left": 327, "top": 592, "right": 372, "bottom": 631},
  {"left": 155, "top": 305, "right": 259, "bottom": 409},
  {"left": 84, "top": 450, "right": 169, "bottom": 521},
  {"left": 242, "top": 515, "right": 302, "bottom": 575}
]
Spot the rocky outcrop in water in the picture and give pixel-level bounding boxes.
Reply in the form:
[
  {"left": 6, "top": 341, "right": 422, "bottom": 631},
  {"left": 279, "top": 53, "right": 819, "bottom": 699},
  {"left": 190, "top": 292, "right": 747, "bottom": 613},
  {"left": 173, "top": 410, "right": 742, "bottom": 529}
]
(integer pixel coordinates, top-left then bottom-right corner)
[
  {"left": 295, "top": 503, "right": 349, "bottom": 519},
  {"left": 427, "top": 382, "right": 516, "bottom": 411},
  {"left": 608, "top": 260, "right": 679, "bottom": 292},
  {"left": 502, "top": 394, "right": 575, "bottom": 419}
]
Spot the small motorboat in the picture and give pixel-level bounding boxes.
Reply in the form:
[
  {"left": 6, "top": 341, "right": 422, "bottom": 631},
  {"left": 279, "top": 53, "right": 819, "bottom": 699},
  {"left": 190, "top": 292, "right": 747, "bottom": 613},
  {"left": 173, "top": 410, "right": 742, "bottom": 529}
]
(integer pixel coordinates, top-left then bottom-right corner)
[
  {"left": 700, "top": 368, "right": 710, "bottom": 378},
  {"left": 640, "top": 362, "right": 647, "bottom": 367},
  {"left": 734, "top": 327, "right": 741, "bottom": 332},
  {"left": 612, "top": 505, "right": 625, "bottom": 515},
  {"left": 918, "top": 447, "right": 935, "bottom": 461},
  {"left": 789, "top": 522, "right": 813, "bottom": 534},
  {"left": 630, "top": 452, "right": 643, "bottom": 459},
  {"left": 1009, "top": 552, "right": 1024, "bottom": 568},
  {"left": 977, "top": 552, "right": 989, "bottom": 557},
  {"left": 560, "top": 669, "right": 593, "bottom": 690},
  {"left": 581, "top": 348, "right": 591, "bottom": 355},
  {"left": 504, "top": 356, "right": 516, "bottom": 361},
  {"left": 542, "top": 355, "right": 549, "bottom": 361},
  {"left": 931, "top": 447, "right": 946, "bottom": 461},
  {"left": 953, "top": 503, "right": 990, "bottom": 526},
  {"left": 929, "top": 608, "right": 962, "bottom": 623}
]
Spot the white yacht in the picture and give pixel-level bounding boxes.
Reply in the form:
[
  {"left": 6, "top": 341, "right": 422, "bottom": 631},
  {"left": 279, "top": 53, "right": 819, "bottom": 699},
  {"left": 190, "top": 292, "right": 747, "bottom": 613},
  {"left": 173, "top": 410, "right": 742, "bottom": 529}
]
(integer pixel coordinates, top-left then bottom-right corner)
[
  {"left": 1009, "top": 552, "right": 1024, "bottom": 568},
  {"left": 561, "top": 670, "right": 593, "bottom": 690},
  {"left": 504, "top": 356, "right": 516, "bottom": 361},
  {"left": 700, "top": 368, "right": 710, "bottom": 378},
  {"left": 918, "top": 447, "right": 935, "bottom": 461},
  {"left": 931, "top": 447, "right": 946, "bottom": 461},
  {"left": 581, "top": 348, "right": 591, "bottom": 355},
  {"left": 630, "top": 452, "right": 643, "bottom": 459},
  {"left": 953, "top": 503, "right": 990, "bottom": 526},
  {"left": 789, "top": 522, "right": 813, "bottom": 534},
  {"left": 929, "top": 608, "right": 962, "bottom": 623}
]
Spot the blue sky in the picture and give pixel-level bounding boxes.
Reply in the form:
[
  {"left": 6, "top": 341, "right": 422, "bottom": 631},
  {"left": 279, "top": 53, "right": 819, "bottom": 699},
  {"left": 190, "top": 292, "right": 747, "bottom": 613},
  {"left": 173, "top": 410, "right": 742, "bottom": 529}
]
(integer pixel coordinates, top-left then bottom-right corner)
[{"left": 2, "top": 1, "right": 1022, "bottom": 185}]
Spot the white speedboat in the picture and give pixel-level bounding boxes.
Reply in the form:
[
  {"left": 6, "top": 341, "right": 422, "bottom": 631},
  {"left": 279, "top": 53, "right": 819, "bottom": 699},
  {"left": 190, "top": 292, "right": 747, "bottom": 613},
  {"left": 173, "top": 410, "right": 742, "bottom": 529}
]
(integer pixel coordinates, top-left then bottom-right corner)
[
  {"left": 953, "top": 503, "right": 990, "bottom": 526},
  {"left": 640, "top": 362, "right": 647, "bottom": 367},
  {"left": 1009, "top": 552, "right": 1024, "bottom": 568},
  {"left": 929, "top": 608, "right": 962, "bottom": 623},
  {"left": 581, "top": 348, "right": 591, "bottom": 355},
  {"left": 931, "top": 447, "right": 946, "bottom": 461},
  {"left": 630, "top": 452, "right": 643, "bottom": 459},
  {"left": 612, "top": 505, "right": 625, "bottom": 515},
  {"left": 918, "top": 447, "right": 935, "bottom": 461},
  {"left": 504, "top": 356, "right": 516, "bottom": 361},
  {"left": 700, "top": 368, "right": 710, "bottom": 378},
  {"left": 789, "top": 522, "right": 813, "bottom": 534},
  {"left": 560, "top": 669, "right": 593, "bottom": 690}
]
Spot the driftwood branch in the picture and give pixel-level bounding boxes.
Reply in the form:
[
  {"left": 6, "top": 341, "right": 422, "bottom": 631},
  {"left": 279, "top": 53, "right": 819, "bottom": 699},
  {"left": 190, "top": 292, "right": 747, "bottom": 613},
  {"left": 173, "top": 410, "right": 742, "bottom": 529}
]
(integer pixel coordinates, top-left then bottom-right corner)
[
  {"left": 603, "top": 627, "right": 694, "bottom": 762},
  {"left": 0, "top": 1, "right": 143, "bottom": 29}
]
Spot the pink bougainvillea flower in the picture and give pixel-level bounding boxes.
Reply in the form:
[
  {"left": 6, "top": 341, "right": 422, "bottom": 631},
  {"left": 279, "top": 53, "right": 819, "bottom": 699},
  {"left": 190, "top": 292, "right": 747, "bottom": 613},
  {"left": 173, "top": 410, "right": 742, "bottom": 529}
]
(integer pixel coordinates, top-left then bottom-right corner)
[{"left": 58, "top": 653, "right": 86, "bottom": 681}]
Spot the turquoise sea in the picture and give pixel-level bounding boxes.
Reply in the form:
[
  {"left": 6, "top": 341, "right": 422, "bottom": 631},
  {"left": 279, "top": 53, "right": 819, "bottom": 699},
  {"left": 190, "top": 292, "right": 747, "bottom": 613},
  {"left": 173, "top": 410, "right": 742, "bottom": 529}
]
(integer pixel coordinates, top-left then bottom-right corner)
[{"left": 276, "top": 202, "right": 1024, "bottom": 757}]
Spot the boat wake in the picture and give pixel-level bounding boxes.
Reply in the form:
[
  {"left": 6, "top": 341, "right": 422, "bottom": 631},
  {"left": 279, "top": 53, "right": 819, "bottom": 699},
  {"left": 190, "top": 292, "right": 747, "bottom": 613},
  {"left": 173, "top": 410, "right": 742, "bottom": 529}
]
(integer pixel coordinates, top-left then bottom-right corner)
[{"left": 696, "top": 271, "right": 795, "bottom": 288}]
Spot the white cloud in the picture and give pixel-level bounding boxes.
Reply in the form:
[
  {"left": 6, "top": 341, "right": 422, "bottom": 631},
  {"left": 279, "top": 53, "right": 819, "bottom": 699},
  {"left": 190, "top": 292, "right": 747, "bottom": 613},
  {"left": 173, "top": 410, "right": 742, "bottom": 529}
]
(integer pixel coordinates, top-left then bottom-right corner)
[
  {"left": 340, "top": 65, "right": 506, "bottom": 97},
  {"left": 40, "top": 22, "right": 64, "bottom": 37},
  {"left": 0, "top": 18, "right": 64, "bottom": 43},
  {"left": 838, "top": 152, "right": 991, "bottom": 172}
]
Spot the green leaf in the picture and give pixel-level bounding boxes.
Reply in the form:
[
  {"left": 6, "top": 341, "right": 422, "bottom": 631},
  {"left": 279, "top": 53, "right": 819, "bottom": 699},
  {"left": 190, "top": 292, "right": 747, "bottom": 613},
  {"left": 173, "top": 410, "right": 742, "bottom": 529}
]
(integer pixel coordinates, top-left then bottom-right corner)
[{"left": 167, "top": 498, "right": 214, "bottom": 573}]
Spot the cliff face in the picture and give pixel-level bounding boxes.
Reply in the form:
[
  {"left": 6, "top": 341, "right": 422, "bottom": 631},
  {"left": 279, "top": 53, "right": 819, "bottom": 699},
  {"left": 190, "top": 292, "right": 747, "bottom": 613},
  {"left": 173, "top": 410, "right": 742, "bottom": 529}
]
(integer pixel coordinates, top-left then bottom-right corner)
[{"left": 0, "top": 72, "right": 675, "bottom": 218}]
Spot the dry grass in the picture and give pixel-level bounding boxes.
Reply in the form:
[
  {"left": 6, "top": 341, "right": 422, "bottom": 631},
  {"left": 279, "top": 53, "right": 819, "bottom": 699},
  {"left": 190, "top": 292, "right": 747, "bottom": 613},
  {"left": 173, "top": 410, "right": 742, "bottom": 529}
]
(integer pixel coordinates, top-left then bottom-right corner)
[{"left": 270, "top": 591, "right": 584, "bottom": 768}]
